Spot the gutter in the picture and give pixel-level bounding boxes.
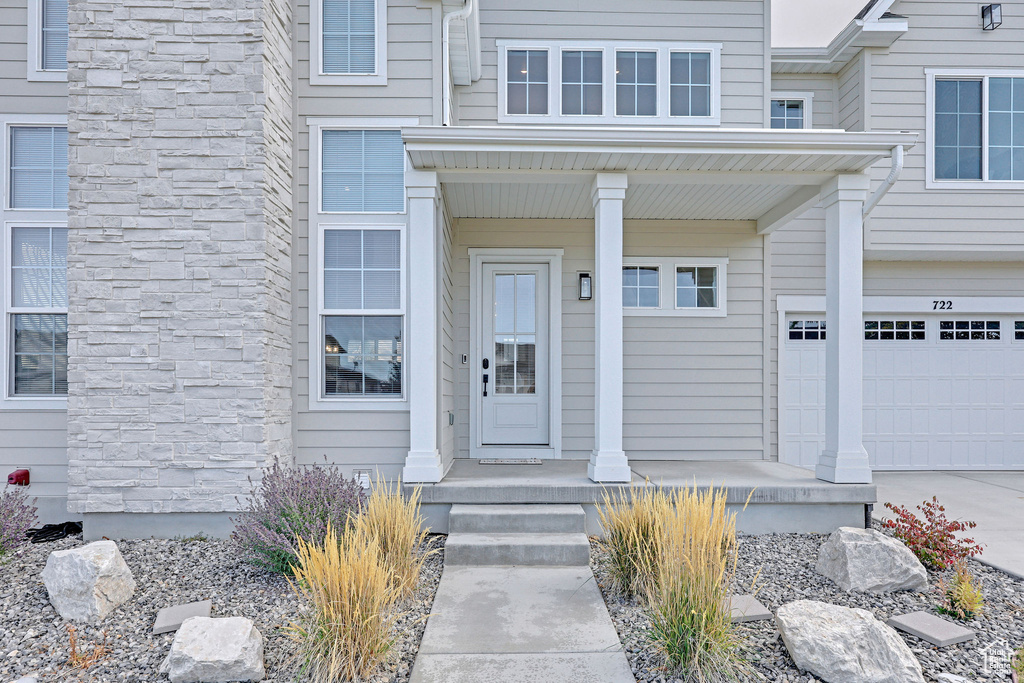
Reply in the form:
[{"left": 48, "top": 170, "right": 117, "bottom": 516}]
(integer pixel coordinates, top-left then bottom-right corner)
[
  {"left": 442, "top": 0, "right": 475, "bottom": 126},
  {"left": 862, "top": 144, "right": 903, "bottom": 217}
]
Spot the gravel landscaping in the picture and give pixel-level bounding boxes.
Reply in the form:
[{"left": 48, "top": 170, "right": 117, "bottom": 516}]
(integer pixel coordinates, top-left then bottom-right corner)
[
  {"left": 0, "top": 533, "right": 444, "bottom": 682},
  {"left": 591, "top": 525, "right": 1024, "bottom": 682}
]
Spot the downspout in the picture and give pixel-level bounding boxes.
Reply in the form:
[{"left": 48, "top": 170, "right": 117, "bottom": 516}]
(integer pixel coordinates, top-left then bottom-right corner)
[
  {"left": 862, "top": 144, "right": 904, "bottom": 216},
  {"left": 441, "top": 0, "right": 474, "bottom": 126}
]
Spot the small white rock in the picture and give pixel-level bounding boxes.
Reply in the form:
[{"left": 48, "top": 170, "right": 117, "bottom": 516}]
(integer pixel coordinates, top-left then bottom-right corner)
[
  {"left": 40, "top": 541, "right": 136, "bottom": 623},
  {"left": 160, "top": 616, "right": 265, "bottom": 683},
  {"left": 816, "top": 527, "right": 928, "bottom": 593},
  {"left": 937, "top": 674, "right": 977, "bottom": 683}
]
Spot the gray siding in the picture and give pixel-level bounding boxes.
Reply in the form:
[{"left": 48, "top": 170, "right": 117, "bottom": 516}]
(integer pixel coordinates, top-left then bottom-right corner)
[
  {"left": 837, "top": 51, "right": 866, "bottom": 132},
  {"left": 456, "top": 0, "right": 768, "bottom": 128},
  {"left": 0, "top": 2, "right": 68, "bottom": 113}
]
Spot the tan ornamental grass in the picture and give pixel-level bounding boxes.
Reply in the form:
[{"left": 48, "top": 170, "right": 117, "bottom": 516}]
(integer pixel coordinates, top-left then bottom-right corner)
[
  {"left": 355, "top": 477, "right": 430, "bottom": 600},
  {"left": 598, "top": 484, "right": 672, "bottom": 600}
]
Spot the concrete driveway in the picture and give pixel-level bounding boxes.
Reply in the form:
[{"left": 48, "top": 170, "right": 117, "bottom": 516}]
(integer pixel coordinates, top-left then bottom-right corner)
[{"left": 873, "top": 472, "right": 1024, "bottom": 579}]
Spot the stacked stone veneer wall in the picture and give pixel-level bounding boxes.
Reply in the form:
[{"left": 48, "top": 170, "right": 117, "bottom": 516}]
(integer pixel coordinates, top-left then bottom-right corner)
[{"left": 66, "top": 0, "right": 294, "bottom": 516}]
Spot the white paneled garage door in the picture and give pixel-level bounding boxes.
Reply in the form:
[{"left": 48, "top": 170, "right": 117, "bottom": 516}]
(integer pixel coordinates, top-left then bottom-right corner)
[{"left": 782, "top": 310, "right": 1024, "bottom": 470}]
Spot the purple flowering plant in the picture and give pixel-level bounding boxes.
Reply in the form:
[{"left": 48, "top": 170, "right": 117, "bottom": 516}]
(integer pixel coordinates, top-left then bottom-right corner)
[
  {"left": 231, "top": 459, "right": 366, "bottom": 574},
  {"left": 0, "top": 485, "right": 37, "bottom": 556}
]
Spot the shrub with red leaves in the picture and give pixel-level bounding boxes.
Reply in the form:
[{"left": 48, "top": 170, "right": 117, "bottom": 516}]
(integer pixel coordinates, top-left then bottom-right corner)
[{"left": 882, "top": 497, "right": 983, "bottom": 570}]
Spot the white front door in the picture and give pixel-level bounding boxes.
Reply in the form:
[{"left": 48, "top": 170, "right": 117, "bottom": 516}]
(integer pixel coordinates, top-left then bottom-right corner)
[{"left": 479, "top": 263, "right": 550, "bottom": 446}]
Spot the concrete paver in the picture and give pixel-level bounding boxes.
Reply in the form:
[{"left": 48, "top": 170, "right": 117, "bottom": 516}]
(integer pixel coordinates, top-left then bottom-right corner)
[
  {"left": 873, "top": 472, "right": 1024, "bottom": 579},
  {"left": 887, "top": 611, "right": 975, "bottom": 647}
]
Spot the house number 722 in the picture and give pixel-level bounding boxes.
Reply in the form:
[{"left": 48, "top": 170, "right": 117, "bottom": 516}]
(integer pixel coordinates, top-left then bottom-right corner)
[{"left": 932, "top": 300, "right": 952, "bottom": 310}]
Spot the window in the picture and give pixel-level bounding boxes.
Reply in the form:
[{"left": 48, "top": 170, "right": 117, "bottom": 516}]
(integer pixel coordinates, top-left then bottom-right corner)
[
  {"left": 561, "top": 50, "right": 602, "bottom": 116},
  {"left": 928, "top": 71, "right": 1024, "bottom": 186},
  {"left": 311, "top": 0, "right": 386, "bottom": 85},
  {"left": 939, "top": 320, "right": 1000, "bottom": 341},
  {"left": 864, "top": 320, "right": 925, "bottom": 341},
  {"left": 321, "top": 129, "right": 404, "bottom": 213},
  {"left": 771, "top": 100, "right": 804, "bottom": 129},
  {"left": 27, "top": 0, "right": 67, "bottom": 81},
  {"left": 670, "top": 52, "right": 711, "bottom": 117},
  {"left": 498, "top": 41, "right": 721, "bottom": 125},
  {"left": 622, "top": 265, "right": 659, "bottom": 308},
  {"left": 322, "top": 229, "right": 403, "bottom": 397},
  {"left": 507, "top": 50, "right": 549, "bottom": 115},
  {"left": 9, "top": 227, "right": 67, "bottom": 396},
  {"left": 1016, "top": 321, "right": 1024, "bottom": 341},
  {"left": 675, "top": 266, "right": 717, "bottom": 309},
  {"left": 788, "top": 320, "right": 825, "bottom": 341},
  {"left": 9, "top": 126, "right": 69, "bottom": 210}
]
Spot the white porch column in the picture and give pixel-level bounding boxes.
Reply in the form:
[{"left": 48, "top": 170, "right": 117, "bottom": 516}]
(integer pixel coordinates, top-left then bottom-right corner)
[
  {"left": 403, "top": 172, "right": 444, "bottom": 483},
  {"left": 589, "top": 173, "right": 631, "bottom": 483},
  {"left": 817, "top": 174, "right": 872, "bottom": 484}
]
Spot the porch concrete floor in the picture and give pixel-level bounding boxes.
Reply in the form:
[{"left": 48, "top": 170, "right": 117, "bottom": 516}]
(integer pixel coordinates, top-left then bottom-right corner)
[{"left": 873, "top": 472, "right": 1024, "bottom": 579}]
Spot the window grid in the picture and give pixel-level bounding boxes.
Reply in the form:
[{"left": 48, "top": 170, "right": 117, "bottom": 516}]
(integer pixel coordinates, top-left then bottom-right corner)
[
  {"left": 771, "top": 99, "right": 804, "bottom": 129},
  {"left": 669, "top": 52, "right": 711, "bottom": 117},
  {"left": 988, "top": 77, "right": 1024, "bottom": 180},
  {"left": 323, "top": 229, "right": 400, "bottom": 311},
  {"left": 9, "top": 126, "right": 69, "bottom": 210},
  {"left": 675, "top": 266, "right": 717, "bottom": 309},
  {"left": 1016, "top": 321, "right": 1024, "bottom": 341},
  {"left": 788, "top": 320, "right": 826, "bottom": 341},
  {"left": 939, "top": 320, "right": 1001, "bottom": 341},
  {"left": 507, "top": 50, "right": 548, "bottom": 115},
  {"left": 561, "top": 50, "right": 602, "bottom": 116},
  {"left": 321, "top": 129, "right": 404, "bottom": 213},
  {"left": 934, "top": 79, "right": 983, "bottom": 180},
  {"left": 323, "top": 316, "right": 402, "bottom": 396},
  {"left": 864, "top": 320, "right": 925, "bottom": 341},
  {"left": 616, "top": 51, "right": 657, "bottom": 116},
  {"left": 41, "top": 0, "right": 68, "bottom": 71},
  {"left": 621, "top": 266, "right": 659, "bottom": 308},
  {"left": 322, "top": 0, "right": 376, "bottom": 74}
]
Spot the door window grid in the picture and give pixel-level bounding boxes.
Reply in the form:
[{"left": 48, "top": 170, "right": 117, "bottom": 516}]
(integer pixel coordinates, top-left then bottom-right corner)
[
  {"left": 669, "top": 52, "right": 711, "bottom": 117},
  {"left": 493, "top": 273, "right": 536, "bottom": 395},
  {"left": 561, "top": 50, "right": 602, "bottom": 116},
  {"left": 788, "top": 320, "right": 825, "bottom": 341},
  {"left": 864, "top": 320, "right": 925, "bottom": 341},
  {"left": 939, "top": 320, "right": 1001, "bottom": 340},
  {"left": 771, "top": 99, "right": 804, "bottom": 129},
  {"left": 615, "top": 51, "right": 657, "bottom": 116},
  {"left": 507, "top": 50, "right": 548, "bottom": 115},
  {"left": 622, "top": 265, "right": 659, "bottom": 308},
  {"left": 1016, "top": 321, "right": 1024, "bottom": 341},
  {"left": 675, "top": 266, "right": 716, "bottom": 308}
]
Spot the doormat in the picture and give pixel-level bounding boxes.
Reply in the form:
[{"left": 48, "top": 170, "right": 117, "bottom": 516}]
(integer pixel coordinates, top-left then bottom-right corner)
[{"left": 478, "top": 458, "right": 543, "bottom": 465}]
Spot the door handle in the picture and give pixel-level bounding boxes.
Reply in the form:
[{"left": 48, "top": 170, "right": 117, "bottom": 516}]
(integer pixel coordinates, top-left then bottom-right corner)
[{"left": 482, "top": 373, "right": 489, "bottom": 397}]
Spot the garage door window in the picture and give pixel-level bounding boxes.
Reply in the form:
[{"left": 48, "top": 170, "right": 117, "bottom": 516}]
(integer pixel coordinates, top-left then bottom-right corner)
[
  {"left": 1016, "top": 321, "right": 1024, "bottom": 341},
  {"left": 864, "top": 320, "right": 925, "bottom": 341},
  {"left": 939, "top": 320, "right": 1000, "bottom": 340},
  {"left": 788, "top": 320, "right": 825, "bottom": 340}
]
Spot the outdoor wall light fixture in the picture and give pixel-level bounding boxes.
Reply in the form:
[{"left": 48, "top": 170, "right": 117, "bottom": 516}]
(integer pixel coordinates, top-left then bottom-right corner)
[
  {"left": 578, "top": 273, "right": 593, "bottom": 300},
  {"left": 982, "top": 4, "right": 1002, "bottom": 30}
]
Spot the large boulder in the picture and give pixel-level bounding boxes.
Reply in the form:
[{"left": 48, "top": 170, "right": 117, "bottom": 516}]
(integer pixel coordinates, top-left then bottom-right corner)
[
  {"left": 40, "top": 540, "right": 137, "bottom": 622},
  {"left": 776, "top": 600, "right": 925, "bottom": 683},
  {"left": 160, "top": 617, "right": 265, "bottom": 683},
  {"left": 816, "top": 527, "right": 928, "bottom": 593}
]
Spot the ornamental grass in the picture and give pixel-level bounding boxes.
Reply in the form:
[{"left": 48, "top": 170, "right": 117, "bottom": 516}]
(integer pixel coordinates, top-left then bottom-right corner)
[
  {"left": 355, "top": 477, "right": 430, "bottom": 600},
  {"left": 598, "top": 485, "right": 672, "bottom": 600}
]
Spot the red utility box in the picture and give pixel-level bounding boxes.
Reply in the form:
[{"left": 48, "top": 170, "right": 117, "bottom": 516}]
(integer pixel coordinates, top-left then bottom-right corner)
[{"left": 7, "top": 469, "right": 29, "bottom": 486}]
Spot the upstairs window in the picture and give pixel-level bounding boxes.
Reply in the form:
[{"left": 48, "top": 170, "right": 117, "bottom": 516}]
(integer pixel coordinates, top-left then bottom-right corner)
[
  {"left": 9, "top": 126, "right": 69, "bottom": 210},
  {"left": 507, "top": 50, "right": 549, "bottom": 115},
  {"left": 934, "top": 79, "right": 982, "bottom": 180},
  {"left": 27, "top": 0, "right": 67, "bottom": 81},
  {"left": 321, "top": 129, "right": 405, "bottom": 213},
  {"left": 312, "top": 0, "right": 387, "bottom": 85},
  {"left": 771, "top": 100, "right": 804, "bottom": 129},
  {"left": 670, "top": 52, "right": 711, "bottom": 117},
  {"left": 561, "top": 50, "right": 602, "bottom": 116},
  {"left": 616, "top": 51, "right": 657, "bottom": 116}
]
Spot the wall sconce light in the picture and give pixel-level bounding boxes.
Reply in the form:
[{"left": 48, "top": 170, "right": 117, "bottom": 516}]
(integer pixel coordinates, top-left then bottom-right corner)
[
  {"left": 578, "top": 272, "right": 592, "bottom": 300},
  {"left": 982, "top": 4, "right": 1002, "bottom": 30}
]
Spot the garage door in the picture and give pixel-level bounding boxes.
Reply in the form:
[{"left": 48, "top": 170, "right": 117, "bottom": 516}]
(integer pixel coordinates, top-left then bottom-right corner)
[{"left": 782, "top": 314, "right": 1024, "bottom": 470}]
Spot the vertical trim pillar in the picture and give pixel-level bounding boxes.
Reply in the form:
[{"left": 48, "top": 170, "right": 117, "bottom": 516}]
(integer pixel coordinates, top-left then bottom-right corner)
[
  {"left": 589, "top": 173, "right": 631, "bottom": 483},
  {"left": 817, "top": 174, "right": 872, "bottom": 484},
  {"left": 403, "top": 171, "right": 443, "bottom": 483}
]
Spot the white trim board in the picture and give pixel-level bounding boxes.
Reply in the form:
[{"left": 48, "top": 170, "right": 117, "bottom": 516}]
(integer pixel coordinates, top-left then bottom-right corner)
[{"left": 468, "top": 248, "right": 563, "bottom": 459}]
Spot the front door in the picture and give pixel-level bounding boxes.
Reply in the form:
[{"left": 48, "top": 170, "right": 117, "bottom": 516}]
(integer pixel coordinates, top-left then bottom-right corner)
[{"left": 479, "top": 263, "right": 550, "bottom": 445}]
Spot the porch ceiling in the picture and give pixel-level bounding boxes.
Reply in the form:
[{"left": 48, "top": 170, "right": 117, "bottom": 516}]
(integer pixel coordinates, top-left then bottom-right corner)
[{"left": 403, "top": 126, "right": 918, "bottom": 222}]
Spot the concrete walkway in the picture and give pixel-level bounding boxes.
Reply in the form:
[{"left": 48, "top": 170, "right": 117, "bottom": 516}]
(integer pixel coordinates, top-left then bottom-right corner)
[
  {"left": 410, "top": 566, "right": 635, "bottom": 683},
  {"left": 873, "top": 472, "right": 1024, "bottom": 579}
]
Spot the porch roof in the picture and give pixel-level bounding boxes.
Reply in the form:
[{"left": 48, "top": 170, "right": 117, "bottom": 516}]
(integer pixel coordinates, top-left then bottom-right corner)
[{"left": 402, "top": 126, "right": 918, "bottom": 225}]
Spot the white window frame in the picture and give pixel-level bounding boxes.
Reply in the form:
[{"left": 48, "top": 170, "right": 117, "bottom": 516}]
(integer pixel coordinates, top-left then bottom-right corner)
[
  {"left": 621, "top": 263, "right": 660, "bottom": 309},
  {"left": 306, "top": 117, "right": 416, "bottom": 410},
  {"left": 769, "top": 92, "right": 813, "bottom": 130},
  {"left": 0, "top": 115, "right": 68, "bottom": 408},
  {"left": 27, "top": 0, "right": 67, "bottom": 82},
  {"left": 310, "top": 0, "right": 388, "bottom": 86},
  {"left": 621, "top": 256, "right": 728, "bottom": 317},
  {"left": 925, "top": 68, "right": 1024, "bottom": 190},
  {"left": 497, "top": 40, "right": 722, "bottom": 126}
]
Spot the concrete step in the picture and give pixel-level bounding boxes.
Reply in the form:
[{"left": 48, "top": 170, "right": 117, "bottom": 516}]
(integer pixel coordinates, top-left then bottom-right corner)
[
  {"left": 449, "top": 504, "right": 586, "bottom": 534},
  {"left": 444, "top": 532, "right": 591, "bottom": 566}
]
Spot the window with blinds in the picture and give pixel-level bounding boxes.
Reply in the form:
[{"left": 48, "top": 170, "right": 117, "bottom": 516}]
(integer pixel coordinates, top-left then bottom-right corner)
[
  {"left": 9, "top": 127, "right": 69, "bottom": 210},
  {"left": 322, "top": 0, "right": 376, "bottom": 74},
  {"left": 321, "top": 129, "right": 405, "bottom": 213},
  {"left": 41, "top": 0, "right": 68, "bottom": 70},
  {"left": 10, "top": 227, "right": 68, "bottom": 396}
]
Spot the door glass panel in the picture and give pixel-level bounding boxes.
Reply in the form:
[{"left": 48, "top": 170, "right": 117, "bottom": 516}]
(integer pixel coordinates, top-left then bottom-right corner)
[{"left": 492, "top": 273, "right": 537, "bottom": 395}]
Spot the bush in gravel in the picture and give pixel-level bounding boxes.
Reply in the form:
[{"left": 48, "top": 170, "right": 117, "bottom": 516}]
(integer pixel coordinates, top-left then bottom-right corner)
[
  {"left": 0, "top": 484, "right": 36, "bottom": 556},
  {"left": 648, "top": 486, "right": 748, "bottom": 683},
  {"left": 288, "top": 523, "right": 399, "bottom": 682},
  {"left": 882, "top": 497, "right": 983, "bottom": 570},
  {"left": 937, "top": 561, "right": 984, "bottom": 620},
  {"left": 598, "top": 486, "right": 671, "bottom": 600},
  {"left": 355, "top": 477, "right": 429, "bottom": 600},
  {"left": 231, "top": 460, "right": 366, "bottom": 574},
  {"left": 1012, "top": 645, "right": 1024, "bottom": 677}
]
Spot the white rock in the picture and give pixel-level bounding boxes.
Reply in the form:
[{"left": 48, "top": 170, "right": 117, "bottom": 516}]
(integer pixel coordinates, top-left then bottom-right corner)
[
  {"left": 816, "top": 526, "right": 928, "bottom": 593},
  {"left": 159, "top": 617, "right": 265, "bottom": 683},
  {"left": 40, "top": 541, "right": 136, "bottom": 622},
  {"left": 937, "top": 674, "right": 977, "bottom": 683},
  {"left": 776, "top": 600, "right": 925, "bottom": 683}
]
